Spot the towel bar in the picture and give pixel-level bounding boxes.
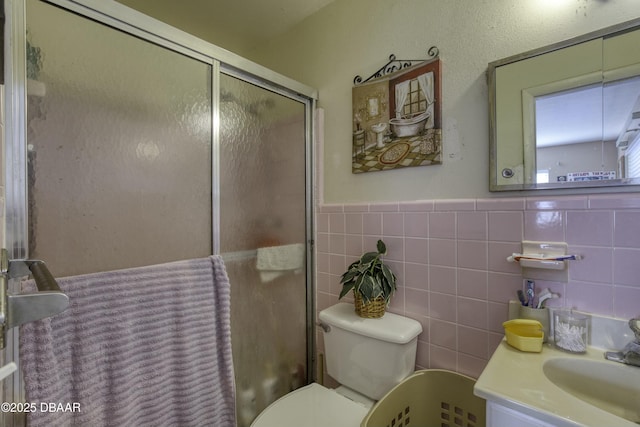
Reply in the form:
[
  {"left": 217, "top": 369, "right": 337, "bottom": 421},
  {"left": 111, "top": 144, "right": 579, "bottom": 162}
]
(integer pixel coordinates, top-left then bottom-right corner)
[{"left": 0, "top": 249, "right": 69, "bottom": 348}]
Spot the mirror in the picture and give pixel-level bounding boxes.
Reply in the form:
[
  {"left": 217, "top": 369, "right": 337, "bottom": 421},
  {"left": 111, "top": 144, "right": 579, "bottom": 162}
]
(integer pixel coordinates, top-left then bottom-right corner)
[{"left": 489, "top": 18, "right": 640, "bottom": 191}]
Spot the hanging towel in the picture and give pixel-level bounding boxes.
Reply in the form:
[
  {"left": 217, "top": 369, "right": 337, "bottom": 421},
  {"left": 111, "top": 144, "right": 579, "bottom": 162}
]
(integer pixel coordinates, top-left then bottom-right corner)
[
  {"left": 256, "top": 243, "right": 305, "bottom": 282},
  {"left": 19, "top": 256, "right": 236, "bottom": 427}
]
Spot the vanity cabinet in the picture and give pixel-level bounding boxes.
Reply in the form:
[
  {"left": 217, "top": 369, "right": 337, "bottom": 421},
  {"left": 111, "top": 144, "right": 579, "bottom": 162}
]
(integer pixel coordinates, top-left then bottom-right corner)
[
  {"left": 486, "top": 401, "right": 557, "bottom": 427},
  {"left": 476, "top": 323, "right": 639, "bottom": 427}
]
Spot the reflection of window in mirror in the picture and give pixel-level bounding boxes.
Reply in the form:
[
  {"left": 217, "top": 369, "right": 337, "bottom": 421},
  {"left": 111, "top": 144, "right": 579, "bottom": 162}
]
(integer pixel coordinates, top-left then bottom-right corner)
[{"left": 533, "top": 75, "right": 640, "bottom": 183}]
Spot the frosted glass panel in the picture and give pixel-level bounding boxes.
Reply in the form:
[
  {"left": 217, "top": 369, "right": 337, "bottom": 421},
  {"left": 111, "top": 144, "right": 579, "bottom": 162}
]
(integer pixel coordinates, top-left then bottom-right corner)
[
  {"left": 26, "top": 0, "right": 212, "bottom": 277},
  {"left": 220, "top": 74, "right": 307, "bottom": 427}
]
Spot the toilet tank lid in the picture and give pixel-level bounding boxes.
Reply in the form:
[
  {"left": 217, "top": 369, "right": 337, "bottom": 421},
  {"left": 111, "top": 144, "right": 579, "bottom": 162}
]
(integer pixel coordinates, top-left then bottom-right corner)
[{"left": 319, "top": 303, "right": 422, "bottom": 344}]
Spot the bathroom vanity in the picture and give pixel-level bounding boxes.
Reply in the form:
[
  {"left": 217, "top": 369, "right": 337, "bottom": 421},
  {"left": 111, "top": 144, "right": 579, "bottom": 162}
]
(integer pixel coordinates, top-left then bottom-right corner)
[{"left": 475, "top": 339, "right": 640, "bottom": 427}]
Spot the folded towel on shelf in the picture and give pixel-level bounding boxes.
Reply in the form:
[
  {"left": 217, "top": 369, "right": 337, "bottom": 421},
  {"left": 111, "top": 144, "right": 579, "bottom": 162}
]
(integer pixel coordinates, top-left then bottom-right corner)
[
  {"left": 256, "top": 243, "right": 305, "bottom": 283},
  {"left": 19, "top": 256, "right": 236, "bottom": 427}
]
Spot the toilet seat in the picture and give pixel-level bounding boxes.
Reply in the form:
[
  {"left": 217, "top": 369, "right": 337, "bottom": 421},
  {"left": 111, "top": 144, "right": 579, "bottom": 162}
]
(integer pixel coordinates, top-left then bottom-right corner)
[{"left": 250, "top": 383, "right": 370, "bottom": 427}]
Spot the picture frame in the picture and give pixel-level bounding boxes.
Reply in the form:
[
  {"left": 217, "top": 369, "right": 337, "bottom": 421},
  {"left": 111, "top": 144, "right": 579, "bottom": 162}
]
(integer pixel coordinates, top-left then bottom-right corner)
[{"left": 352, "top": 57, "right": 442, "bottom": 174}]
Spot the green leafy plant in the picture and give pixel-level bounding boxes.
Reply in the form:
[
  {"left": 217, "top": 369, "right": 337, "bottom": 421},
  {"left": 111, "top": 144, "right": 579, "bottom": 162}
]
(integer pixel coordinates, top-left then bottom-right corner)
[{"left": 339, "top": 239, "right": 397, "bottom": 304}]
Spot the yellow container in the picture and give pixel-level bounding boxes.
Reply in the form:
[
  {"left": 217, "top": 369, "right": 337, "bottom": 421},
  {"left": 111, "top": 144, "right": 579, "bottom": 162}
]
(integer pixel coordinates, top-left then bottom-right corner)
[{"left": 502, "top": 319, "right": 544, "bottom": 352}]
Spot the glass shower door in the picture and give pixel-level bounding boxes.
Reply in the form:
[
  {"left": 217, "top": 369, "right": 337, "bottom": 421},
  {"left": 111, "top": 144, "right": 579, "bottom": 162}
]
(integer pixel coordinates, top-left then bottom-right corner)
[
  {"left": 24, "top": 0, "right": 213, "bottom": 277},
  {"left": 219, "top": 73, "right": 309, "bottom": 427},
  {"left": 2, "top": 1, "right": 214, "bottom": 425}
]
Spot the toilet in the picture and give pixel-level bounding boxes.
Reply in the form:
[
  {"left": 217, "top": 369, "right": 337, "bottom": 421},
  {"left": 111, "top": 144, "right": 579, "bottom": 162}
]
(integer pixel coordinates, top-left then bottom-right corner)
[{"left": 251, "top": 302, "right": 423, "bottom": 427}]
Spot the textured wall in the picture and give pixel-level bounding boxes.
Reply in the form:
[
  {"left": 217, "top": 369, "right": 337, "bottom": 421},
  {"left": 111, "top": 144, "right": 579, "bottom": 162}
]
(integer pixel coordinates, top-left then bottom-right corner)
[{"left": 250, "top": 0, "right": 640, "bottom": 203}]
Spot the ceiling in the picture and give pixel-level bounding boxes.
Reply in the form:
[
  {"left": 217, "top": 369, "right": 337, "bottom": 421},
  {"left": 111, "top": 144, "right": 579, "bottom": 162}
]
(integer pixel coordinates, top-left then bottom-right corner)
[{"left": 115, "top": 0, "right": 337, "bottom": 55}]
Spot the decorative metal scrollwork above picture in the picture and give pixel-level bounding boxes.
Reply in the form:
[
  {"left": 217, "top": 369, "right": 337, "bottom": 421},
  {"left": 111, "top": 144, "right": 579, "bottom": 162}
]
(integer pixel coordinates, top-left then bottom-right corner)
[{"left": 351, "top": 46, "right": 442, "bottom": 174}]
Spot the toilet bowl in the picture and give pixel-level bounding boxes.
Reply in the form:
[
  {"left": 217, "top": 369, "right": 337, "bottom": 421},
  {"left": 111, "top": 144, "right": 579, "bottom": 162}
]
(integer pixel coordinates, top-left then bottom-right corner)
[
  {"left": 250, "top": 303, "right": 423, "bottom": 427},
  {"left": 251, "top": 383, "right": 370, "bottom": 427}
]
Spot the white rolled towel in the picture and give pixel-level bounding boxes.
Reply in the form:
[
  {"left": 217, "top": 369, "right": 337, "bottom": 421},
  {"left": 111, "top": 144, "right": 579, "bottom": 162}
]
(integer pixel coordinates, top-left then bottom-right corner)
[{"left": 256, "top": 243, "right": 305, "bottom": 282}]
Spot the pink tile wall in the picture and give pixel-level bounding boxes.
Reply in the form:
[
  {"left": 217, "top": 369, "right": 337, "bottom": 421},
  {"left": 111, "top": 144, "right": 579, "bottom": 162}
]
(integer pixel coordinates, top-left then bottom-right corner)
[{"left": 315, "top": 193, "right": 640, "bottom": 379}]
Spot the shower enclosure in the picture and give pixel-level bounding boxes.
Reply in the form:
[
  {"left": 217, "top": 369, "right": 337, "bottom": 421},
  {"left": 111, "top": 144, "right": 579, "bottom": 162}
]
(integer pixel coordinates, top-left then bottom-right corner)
[
  {"left": 1, "top": 1, "right": 316, "bottom": 426},
  {"left": 219, "top": 73, "right": 310, "bottom": 426}
]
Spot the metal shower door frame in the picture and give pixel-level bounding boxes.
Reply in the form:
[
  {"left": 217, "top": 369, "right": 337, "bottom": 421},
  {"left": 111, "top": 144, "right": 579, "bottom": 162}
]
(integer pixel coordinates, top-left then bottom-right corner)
[{"left": 2, "top": 0, "right": 317, "bottom": 422}]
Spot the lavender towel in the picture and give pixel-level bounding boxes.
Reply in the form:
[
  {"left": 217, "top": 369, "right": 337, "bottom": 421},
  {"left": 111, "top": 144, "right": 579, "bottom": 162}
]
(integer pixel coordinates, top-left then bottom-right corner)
[{"left": 19, "top": 256, "right": 236, "bottom": 427}]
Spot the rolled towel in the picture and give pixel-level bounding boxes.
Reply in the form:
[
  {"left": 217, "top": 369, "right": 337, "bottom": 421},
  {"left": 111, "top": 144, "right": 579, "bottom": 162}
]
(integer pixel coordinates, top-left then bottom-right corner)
[{"left": 256, "top": 243, "right": 305, "bottom": 282}]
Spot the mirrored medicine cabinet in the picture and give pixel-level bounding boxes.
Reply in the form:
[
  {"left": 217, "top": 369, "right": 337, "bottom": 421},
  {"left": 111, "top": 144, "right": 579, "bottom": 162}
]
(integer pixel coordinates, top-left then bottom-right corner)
[{"left": 488, "top": 18, "right": 640, "bottom": 191}]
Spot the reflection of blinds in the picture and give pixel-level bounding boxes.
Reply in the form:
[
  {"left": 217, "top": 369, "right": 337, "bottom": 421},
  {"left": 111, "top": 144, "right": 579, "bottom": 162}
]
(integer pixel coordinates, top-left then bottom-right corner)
[{"left": 627, "top": 136, "right": 640, "bottom": 178}]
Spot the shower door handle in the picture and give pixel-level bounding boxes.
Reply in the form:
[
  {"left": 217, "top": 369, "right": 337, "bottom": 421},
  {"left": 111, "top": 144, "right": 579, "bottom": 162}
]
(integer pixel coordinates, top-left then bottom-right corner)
[{"left": 0, "top": 249, "right": 70, "bottom": 348}]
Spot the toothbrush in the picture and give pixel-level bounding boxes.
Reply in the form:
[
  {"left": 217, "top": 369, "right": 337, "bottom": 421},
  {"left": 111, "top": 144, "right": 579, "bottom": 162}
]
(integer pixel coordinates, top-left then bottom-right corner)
[
  {"left": 543, "top": 255, "right": 581, "bottom": 261},
  {"left": 525, "top": 280, "right": 535, "bottom": 308},
  {"left": 508, "top": 253, "right": 582, "bottom": 262}
]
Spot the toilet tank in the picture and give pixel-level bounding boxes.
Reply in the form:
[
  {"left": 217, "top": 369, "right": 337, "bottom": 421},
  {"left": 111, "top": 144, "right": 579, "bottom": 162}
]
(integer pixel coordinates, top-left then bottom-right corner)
[{"left": 318, "top": 303, "right": 422, "bottom": 400}]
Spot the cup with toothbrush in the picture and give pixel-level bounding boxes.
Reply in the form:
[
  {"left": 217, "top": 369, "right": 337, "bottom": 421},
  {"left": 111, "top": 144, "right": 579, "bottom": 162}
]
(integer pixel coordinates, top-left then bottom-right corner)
[{"left": 517, "top": 282, "right": 558, "bottom": 343}]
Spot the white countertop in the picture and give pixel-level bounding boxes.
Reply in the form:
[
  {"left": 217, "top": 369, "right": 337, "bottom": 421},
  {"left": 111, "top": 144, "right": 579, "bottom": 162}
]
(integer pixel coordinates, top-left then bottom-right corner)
[{"left": 474, "top": 340, "right": 639, "bottom": 427}]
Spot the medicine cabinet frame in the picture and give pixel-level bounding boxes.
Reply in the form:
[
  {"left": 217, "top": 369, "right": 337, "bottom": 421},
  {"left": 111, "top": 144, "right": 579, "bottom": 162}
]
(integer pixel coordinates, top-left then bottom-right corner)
[{"left": 488, "top": 17, "right": 640, "bottom": 192}]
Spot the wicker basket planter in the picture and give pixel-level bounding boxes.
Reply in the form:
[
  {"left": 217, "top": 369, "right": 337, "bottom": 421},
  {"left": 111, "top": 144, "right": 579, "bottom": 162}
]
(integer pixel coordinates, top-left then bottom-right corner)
[
  {"left": 354, "top": 292, "right": 386, "bottom": 318},
  {"left": 340, "top": 240, "right": 396, "bottom": 319}
]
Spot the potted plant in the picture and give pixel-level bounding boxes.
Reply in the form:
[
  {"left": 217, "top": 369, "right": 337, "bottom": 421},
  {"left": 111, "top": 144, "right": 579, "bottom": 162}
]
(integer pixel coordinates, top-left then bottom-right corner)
[{"left": 339, "top": 239, "right": 397, "bottom": 318}]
